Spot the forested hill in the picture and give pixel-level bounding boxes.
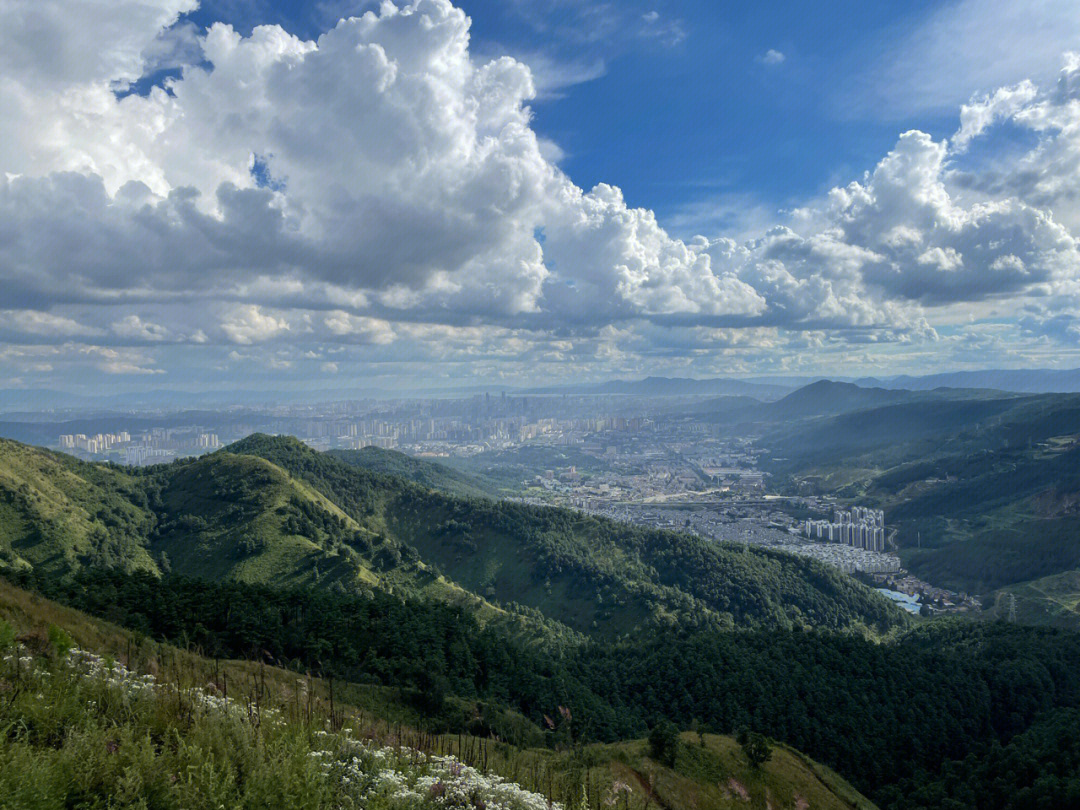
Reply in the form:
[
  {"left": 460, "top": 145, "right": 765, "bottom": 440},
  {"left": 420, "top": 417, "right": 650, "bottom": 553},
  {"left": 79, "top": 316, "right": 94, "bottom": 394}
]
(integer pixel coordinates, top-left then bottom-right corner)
[
  {"left": 8, "top": 566, "right": 1080, "bottom": 810},
  {"left": 0, "top": 435, "right": 903, "bottom": 638},
  {"left": 224, "top": 434, "right": 903, "bottom": 636},
  {"left": 328, "top": 445, "right": 495, "bottom": 498},
  {"left": 0, "top": 575, "right": 880, "bottom": 810},
  {"left": 758, "top": 392, "right": 1080, "bottom": 617}
]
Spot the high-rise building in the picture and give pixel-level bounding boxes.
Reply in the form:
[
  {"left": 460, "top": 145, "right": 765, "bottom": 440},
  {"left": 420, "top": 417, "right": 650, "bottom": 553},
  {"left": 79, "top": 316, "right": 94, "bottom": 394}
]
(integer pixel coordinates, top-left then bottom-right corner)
[{"left": 806, "top": 507, "right": 887, "bottom": 551}]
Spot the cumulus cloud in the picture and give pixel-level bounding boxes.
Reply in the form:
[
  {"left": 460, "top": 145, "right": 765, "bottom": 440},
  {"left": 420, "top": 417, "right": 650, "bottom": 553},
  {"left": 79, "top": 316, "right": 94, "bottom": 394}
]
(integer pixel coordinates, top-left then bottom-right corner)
[
  {"left": 221, "top": 305, "right": 290, "bottom": 344},
  {"left": 0, "top": 310, "right": 102, "bottom": 339},
  {"left": 323, "top": 311, "right": 397, "bottom": 344},
  {"left": 111, "top": 315, "right": 172, "bottom": 342},
  {"left": 758, "top": 49, "right": 785, "bottom": 66},
  {"left": 0, "top": 0, "right": 1079, "bottom": 384},
  {"left": 0, "top": 0, "right": 749, "bottom": 332}
]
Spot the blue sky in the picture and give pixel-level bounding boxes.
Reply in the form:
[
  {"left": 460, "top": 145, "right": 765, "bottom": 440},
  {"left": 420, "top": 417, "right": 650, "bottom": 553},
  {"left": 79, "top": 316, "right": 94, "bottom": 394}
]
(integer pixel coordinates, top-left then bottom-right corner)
[
  {"left": 1, "top": 0, "right": 1080, "bottom": 393},
  {"left": 183, "top": 0, "right": 955, "bottom": 233}
]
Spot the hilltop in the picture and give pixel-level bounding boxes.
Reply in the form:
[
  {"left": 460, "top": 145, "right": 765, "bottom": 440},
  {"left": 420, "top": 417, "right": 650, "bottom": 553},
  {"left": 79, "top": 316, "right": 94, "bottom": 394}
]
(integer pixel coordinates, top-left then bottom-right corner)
[{"left": 0, "top": 435, "right": 903, "bottom": 638}]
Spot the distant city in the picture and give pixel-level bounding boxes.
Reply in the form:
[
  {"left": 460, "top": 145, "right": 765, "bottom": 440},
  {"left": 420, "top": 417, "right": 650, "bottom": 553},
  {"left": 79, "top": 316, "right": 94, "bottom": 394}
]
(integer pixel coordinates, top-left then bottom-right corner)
[
  {"left": 804, "top": 507, "right": 887, "bottom": 552},
  {"left": 59, "top": 429, "right": 222, "bottom": 465},
  {"left": 9, "top": 388, "right": 985, "bottom": 614}
]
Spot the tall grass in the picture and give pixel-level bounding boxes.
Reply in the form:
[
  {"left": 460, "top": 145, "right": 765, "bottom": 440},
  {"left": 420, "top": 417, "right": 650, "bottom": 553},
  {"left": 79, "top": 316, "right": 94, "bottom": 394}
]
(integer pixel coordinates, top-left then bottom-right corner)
[{"left": 0, "top": 627, "right": 559, "bottom": 810}]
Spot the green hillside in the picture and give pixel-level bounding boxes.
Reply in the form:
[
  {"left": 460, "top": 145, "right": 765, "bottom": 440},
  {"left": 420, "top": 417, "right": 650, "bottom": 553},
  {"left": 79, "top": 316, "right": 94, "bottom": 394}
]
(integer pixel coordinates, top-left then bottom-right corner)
[
  {"left": 0, "top": 437, "right": 508, "bottom": 628},
  {"left": 760, "top": 393, "right": 1080, "bottom": 607},
  {"left": 0, "top": 438, "right": 159, "bottom": 576},
  {"left": 9, "top": 566, "right": 1080, "bottom": 810},
  {"left": 329, "top": 446, "right": 496, "bottom": 498},
  {"left": 0, "top": 576, "right": 877, "bottom": 810},
  {"left": 0, "top": 435, "right": 903, "bottom": 638},
  {"left": 987, "top": 570, "right": 1080, "bottom": 631},
  {"left": 224, "top": 434, "right": 903, "bottom": 636}
]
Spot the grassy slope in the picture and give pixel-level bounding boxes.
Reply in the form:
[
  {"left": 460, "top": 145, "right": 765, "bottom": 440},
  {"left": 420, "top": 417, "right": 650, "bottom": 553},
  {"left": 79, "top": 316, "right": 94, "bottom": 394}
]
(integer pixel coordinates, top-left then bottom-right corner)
[
  {"left": 0, "top": 434, "right": 903, "bottom": 639},
  {"left": 587, "top": 734, "right": 877, "bottom": 810},
  {"left": 0, "top": 437, "right": 158, "bottom": 575},
  {"left": 151, "top": 452, "right": 370, "bottom": 588},
  {"left": 0, "top": 438, "right": 509, "bottom": 630},
  {"left": 227, "top": 435, "right": 903, "bottom": 637},
  {"left": 987, "top": 570, "right": 1080, "bottom": 631},
  {"left": 0, "top": 577, "right": 876, "bottom": 810}
]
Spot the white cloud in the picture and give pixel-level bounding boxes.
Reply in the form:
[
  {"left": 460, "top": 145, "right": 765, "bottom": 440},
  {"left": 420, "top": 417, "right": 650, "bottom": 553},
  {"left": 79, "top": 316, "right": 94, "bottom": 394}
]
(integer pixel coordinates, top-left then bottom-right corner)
[
  {"left": 0, "top": 0, "right": 1079, "bottom": 383},
  {"left": 0, "top": 310, "right": 102, "bottom": 338},
  {"left": 221, "top": 305, "right": 290, "bottom": 344},
  {"left": 758, "top": 49, "right": 785, "bottom": 66},
  {"left": 323, "top": 311, "right": 396, "bottom": 344},
  {"left": 494, "top": 49, "right": 606, "bottom": 99},
  {"left": 0, "top": 1, "right": 736, "bottom": 329},
  {"left": 953, "top": 80, "right": 1038, "bottom": 150},
  {"left": 859, "top": 0, "right": 1080, "bottom": 116},
  {"left": 111, "top": 315, "right": 171, "bottom": 341},
  {"left": 639, "top": 10, "right": 685, "bottom": 47},
  {"left": 101, "top": 360, "right": 165, "bottom": 375}
]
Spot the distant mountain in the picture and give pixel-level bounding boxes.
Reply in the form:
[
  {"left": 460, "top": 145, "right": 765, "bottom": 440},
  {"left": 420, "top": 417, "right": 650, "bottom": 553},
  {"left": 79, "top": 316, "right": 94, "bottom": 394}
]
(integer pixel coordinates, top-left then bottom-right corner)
[
  {"left": 763, "top": 392, "right": 1080, "bottom": 473},
  {"left": 761, "top": 391, "right": 1080, "bottom": 604},
  {"left": 527, "top": 376, "right": 793, "bottom": 399},
  {"left": 765, "top": 380, "right": 922, "bottom": 420},
  {"left": 683, "top": 380, "right": 1009, "bottom": 425},
  {"left": 856, "top": 367, "right": 1080, "bottom": 394}
]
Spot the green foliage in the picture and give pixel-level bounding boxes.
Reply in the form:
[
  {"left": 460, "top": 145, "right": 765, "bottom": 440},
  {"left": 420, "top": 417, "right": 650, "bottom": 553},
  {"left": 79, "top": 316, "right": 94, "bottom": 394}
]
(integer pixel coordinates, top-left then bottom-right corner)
[
  {"left": 329, "top": 446, "right": 495, "bottom": 498},
  {"left": 0, "top": 618, "right": 13, "bottom": 649},
  {"left": 648, "top": 720, "right": 680, "bottom": 766},
  {"left": 737, "top": 730, "right": 772, "bottom": 769},
  {"left": 879, "top": 709, "right": 1080, "bottom": 810},
  {"left": 47, "top": 624, "right": 74, "bottom": 658},
  {"left": 762, "top": 392, "right": 1080, "bottom": 600},
  {"left": 0, "top": 623, "right": 874, "bottom": 810},
  {"left": 0, "top": 434, "right": 905, "bottom": 640},
  {"left": 0, "top": 644, "right": 560, "bottom": 810},
  {"left": 9, "top": 429, "right": 1080, "bottom": 808},
  {"left": 11, "top": 566, "right": 1080, "bottom": 810},
  {"left": 224, "top": 435, "right": 904, "bottom": 637}
]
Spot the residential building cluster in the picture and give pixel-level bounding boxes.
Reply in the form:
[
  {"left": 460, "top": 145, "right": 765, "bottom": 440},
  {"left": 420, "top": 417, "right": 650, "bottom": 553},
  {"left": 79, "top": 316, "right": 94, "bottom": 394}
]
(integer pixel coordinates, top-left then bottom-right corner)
[
  {"left": 58, "top": 432, "right": 131, "bottom": 454},
  {"left": 804, "top": 506, "right": 886, "bottom": 551},
  {"left": 56, "top": 428, "right": 221, "bottom": 465}
]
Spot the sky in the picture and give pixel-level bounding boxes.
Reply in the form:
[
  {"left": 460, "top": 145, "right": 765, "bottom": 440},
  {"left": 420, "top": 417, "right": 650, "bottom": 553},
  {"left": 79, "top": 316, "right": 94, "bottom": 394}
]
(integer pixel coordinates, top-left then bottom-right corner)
[{"left": 2, "top": 0, "right": 1080, "bottom": 395}]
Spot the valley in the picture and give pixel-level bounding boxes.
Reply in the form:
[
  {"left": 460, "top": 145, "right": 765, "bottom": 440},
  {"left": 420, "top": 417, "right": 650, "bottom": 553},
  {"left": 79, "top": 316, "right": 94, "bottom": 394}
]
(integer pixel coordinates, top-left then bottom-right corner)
[{"left": 3, "top": 374, "right": 1080, "bottom": 809}]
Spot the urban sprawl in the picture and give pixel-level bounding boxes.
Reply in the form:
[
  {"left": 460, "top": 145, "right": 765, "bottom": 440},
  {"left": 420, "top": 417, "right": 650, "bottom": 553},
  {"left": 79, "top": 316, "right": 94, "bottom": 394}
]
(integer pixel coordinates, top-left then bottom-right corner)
[{"left": 43, "top": 393, "right": 975, "bottom": 615}]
